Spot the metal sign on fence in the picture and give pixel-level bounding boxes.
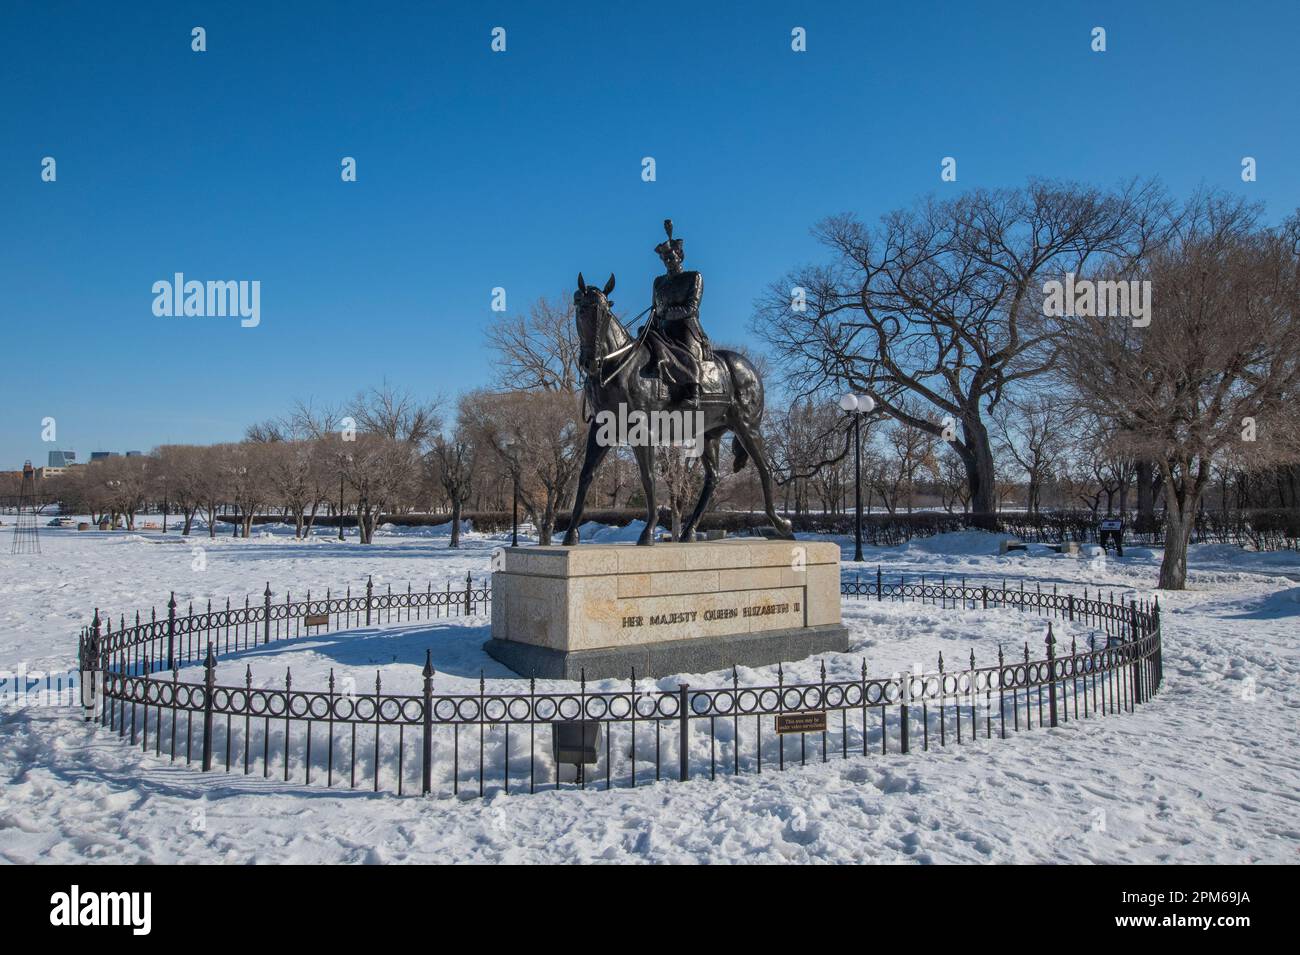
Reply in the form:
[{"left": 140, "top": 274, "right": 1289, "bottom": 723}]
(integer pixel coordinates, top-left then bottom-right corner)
[{"left": 775, "top": 711, "right": 828, "bottom": 734}]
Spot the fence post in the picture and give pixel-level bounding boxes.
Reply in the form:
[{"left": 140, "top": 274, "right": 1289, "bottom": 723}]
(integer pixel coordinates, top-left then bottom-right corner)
[
  {"left": 876, "top": 566, "right": 882, "bottom": 602},
  {"left": 1067, "top": 593, "right": 1074, "bottom": 622},
  {"left": 79, "top": 627, "right": 99, "bottom": 722},
  {"left": 1129, "top": 600, "right": 1144, "bottom": 705},
  {"left": 201, "top": 643, "right": 216, "bottom": 772},
  {"left": 1045, "top": 623, "right": 1058, "bottom": 728},
  {"left": 982, "top": 585, "right": 988, "bottom": 610},
  {"left": 263, "top": 583, "right": 272, "bottom": 645},
  {"left": 678, "top": 684, "right": 690, "bottom": 781},
  {"left": 365, "top": 575, "right": 373, "bottom": 626},
  {"left": 422, "top": 650, "right": 434, "bottom": 796},
  {"left": 1153, "top": 598, "right": 1163, "bottom": 689},
  {"left": 166, "top": 593, "right": 177, "bottom": 669},
  {"left": 465, "top": 572, "right": 473, "bottom": 616},
  {"left": 899, "top": 671, "right": 910, "bottom": 754}
]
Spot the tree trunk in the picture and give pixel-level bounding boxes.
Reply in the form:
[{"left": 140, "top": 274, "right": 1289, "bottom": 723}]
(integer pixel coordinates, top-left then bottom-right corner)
[
  {"left": 1136, "top": 460, "right": 1156, "bottom": 532},
  {"left": 357, "top": 496, "right": 372, "bottom": 543},
  {"left": 449, "top": 499, "right": 462, "bottom": 548},
  {"left": 1158, "top": 507, "right": 1194, "bottom": 590},
  {"left": 962, "top": 418, "right": 998, "bottom": 529},
  {"left": 537, "top": 503, "right": 555, "bottom": 546},
  {"left": 1157, "top": 467, "right": 1207, "bottom": 590}
]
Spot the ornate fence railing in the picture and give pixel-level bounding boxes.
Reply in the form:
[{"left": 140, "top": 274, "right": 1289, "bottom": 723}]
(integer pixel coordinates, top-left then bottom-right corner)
[{"left": 77, "top": 572, "right": 1162, "bottom": 798}]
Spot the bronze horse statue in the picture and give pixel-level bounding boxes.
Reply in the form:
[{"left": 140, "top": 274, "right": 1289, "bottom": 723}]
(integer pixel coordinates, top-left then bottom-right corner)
[{"left": 563, "top": 273, "right": 793, "bottom": 546}]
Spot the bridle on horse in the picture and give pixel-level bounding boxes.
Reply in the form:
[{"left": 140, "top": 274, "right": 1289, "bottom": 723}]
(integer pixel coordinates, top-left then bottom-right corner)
[{"left": 587, "top": 294, "right": 652, "bottom": 388}]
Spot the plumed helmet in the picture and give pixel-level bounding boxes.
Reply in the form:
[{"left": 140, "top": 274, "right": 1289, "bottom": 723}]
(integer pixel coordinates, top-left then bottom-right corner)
[{"left": 655, "top": 218, "right": 685, "bottom": 260}]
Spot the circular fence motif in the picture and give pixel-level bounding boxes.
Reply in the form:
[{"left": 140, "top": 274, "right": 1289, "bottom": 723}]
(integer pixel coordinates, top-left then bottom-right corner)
[{"left": 79, "top": 575, "right": 1163, "bottom": 799}]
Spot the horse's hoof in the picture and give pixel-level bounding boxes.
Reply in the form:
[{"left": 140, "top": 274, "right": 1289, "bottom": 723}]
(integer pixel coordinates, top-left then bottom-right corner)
[
  {"left": 561, "top": 531, "right": 578, "bottom": 546},
  {"left": 680, "top": 529, "right": 697, "bottom": 543},
  {"left": 775, "top": 519, "right": 795, "bottom": 540},
  {"left": 637, "top": 530, "right": 655, "bottom": 546}
]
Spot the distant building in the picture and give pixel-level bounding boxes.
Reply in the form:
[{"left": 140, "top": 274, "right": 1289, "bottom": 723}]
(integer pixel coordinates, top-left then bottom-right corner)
[
  {"left": 125, "top": 450, "right": 144, "bottom": 457},
  {"left": 48, "top": 450, "right": 76, "bottom": 467},
  {"left": 89, "top": 451, "right": 117, "bottom": 461}
]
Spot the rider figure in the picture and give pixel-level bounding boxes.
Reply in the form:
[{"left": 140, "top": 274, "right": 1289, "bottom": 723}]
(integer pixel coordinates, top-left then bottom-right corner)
[{"left": 651, "top": 219, "right": 709, "bottom": 407}]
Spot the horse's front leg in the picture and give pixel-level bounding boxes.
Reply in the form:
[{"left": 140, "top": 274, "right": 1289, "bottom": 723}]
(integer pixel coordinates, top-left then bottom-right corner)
[
  {"left": 632, "top": 441, "right": 657, "bottom": 545},
  {"left": 562, "top": 424, "right": 610, "bottom": 546}
]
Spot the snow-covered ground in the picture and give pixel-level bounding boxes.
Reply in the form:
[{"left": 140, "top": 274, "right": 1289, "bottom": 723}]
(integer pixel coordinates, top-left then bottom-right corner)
[{"left": 1, "top": 518, "right": 1297, "bottom": 863}]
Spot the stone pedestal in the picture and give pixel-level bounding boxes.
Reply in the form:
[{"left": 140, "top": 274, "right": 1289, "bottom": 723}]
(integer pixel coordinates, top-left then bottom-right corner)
[{"left": 484, "top": 540, "right": 848, "bottom": 679}]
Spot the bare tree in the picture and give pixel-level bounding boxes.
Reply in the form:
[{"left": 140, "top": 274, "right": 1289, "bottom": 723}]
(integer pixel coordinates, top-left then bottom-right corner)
[
  {"left": 657, "top": 445, "right": 703, "bottom": 540},
  {"left": 1056, "top": 195, "right": 1300, "bottom": 588},
  {"left": 935, "top": 450, "right": 972, "bottom": 513},
  {"left": 430, "top": 412, "right": 477, "bottom": 548},
  {"left": 226, "top": 442, "right": 272, "bottom": 538},
  {"left": 869, "top": 402, "right": 938, "bottom": 514},
  {"left": 265, "top": 440, "right": 326, "bottom": 539},
  {"left": 287, "top": 399, "right": 345, "bottom": 440},
  {"left": 348, "top": 382, "right": 441, "bottom": 447},
  {"left": 486, "top": 295, "right": 583, "bottom": 392},
  {"left": 460, "top": 388, "right": 585, "bottom": 545},
  {"left": 757, "top": 179, "right": 1167, "bottom": 523},
  {"left": 196, "top": 444, "right": 230, "bottom": 538},
  {"left": 155, "top": 444, "right": 205, "bottom": 534},
  {"left": 992, "top": 397, "right": 1069, "bottom": 515}
]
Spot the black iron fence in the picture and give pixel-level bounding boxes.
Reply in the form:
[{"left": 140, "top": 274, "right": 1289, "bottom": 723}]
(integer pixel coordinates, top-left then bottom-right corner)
[
  {"left": 797, "top": 508, "right": 1299, "bottom": 549},
  {"left": 78, "top": 571, "right": 1162, "bottom": 798}
]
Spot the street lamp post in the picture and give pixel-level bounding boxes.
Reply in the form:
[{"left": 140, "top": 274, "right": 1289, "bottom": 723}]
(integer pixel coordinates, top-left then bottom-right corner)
[
  {"left": 839, "top": 393, "right": 877, "bottom": 562},
  {"left": 503, "top": 437, "right": 520, "bottom": 547},
  {"left": 161, "top": 475, "right": 168, "bottom": 534},
  {"left": 338, "top": 473, "right": 345, "bottom": 542}
]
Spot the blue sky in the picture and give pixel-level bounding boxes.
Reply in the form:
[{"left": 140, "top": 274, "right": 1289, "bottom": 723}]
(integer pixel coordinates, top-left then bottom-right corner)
[{"left": 2, "top": 1, "right": 1297, "bottom": 467}]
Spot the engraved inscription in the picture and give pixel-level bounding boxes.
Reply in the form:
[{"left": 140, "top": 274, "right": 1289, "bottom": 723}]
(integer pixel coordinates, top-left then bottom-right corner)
[{"left": 622, "top": 599, "right": 800, "bottom": 629}]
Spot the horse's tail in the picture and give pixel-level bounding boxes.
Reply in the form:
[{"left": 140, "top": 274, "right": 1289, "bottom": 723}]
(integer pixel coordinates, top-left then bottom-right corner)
[{"left": 731, "top": 435, "right": 749, "bottom": 473}]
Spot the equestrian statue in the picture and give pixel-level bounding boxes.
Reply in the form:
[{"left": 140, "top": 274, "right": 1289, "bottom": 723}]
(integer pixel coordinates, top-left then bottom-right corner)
[{"left": 563, "top": 219, "right": 793, "bottom": 546}]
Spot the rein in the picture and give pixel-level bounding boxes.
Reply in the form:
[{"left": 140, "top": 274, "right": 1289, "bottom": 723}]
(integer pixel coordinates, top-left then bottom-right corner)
[{"left": 591, "top": 303, "right": 652, "bottom": 388}]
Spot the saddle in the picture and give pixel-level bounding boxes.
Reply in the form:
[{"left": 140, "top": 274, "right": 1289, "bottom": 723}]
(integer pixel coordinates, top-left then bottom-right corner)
[{"left": 639, "top": 357, "right": 729, "bottom": 403}]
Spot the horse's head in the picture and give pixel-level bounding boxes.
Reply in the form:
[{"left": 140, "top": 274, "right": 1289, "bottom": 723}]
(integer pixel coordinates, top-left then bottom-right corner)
[{"left": 574, "top": 272, "right": 619, "bottom": 374}]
